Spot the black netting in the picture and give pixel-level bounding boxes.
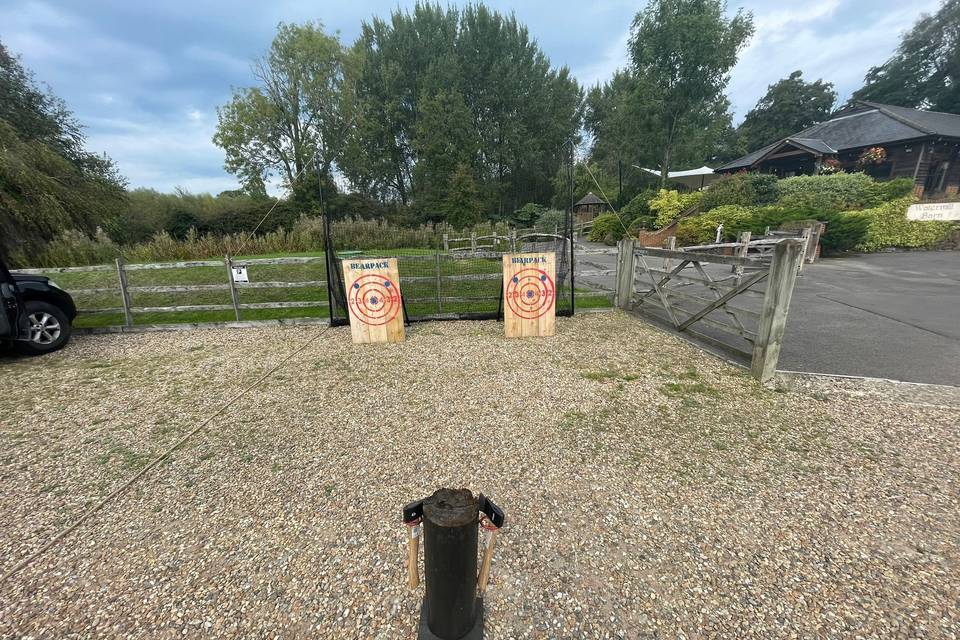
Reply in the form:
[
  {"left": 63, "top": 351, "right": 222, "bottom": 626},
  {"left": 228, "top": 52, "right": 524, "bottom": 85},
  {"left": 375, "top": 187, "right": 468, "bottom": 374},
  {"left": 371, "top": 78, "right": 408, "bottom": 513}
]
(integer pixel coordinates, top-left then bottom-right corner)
[{"left": 324, "top": 142, "right": 576, "bottom": 324}]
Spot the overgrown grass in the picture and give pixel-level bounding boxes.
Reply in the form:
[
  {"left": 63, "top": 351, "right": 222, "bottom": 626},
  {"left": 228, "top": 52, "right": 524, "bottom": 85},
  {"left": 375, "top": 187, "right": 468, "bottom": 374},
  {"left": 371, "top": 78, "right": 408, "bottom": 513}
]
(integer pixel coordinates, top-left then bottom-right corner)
[{"left": 31, "top": 249, "right": 610, "bottom": 329}]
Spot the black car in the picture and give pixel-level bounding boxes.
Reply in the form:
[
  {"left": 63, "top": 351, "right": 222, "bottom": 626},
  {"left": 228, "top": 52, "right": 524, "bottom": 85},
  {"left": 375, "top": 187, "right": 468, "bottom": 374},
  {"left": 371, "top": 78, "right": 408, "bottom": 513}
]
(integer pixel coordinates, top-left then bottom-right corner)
[{"left": 1, "top": 256, "right": 77, "bottom": 354}]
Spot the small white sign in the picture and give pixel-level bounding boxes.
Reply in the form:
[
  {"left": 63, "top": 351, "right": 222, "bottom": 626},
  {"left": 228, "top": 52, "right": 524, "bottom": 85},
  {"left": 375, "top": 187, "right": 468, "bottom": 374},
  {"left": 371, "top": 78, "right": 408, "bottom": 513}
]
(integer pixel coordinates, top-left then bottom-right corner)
[
  {"left": 907, "top": 201, "right": 960, "bottom": 221},
  {"left": 231, "top": 266, "right": 249, "bottom": 283}
]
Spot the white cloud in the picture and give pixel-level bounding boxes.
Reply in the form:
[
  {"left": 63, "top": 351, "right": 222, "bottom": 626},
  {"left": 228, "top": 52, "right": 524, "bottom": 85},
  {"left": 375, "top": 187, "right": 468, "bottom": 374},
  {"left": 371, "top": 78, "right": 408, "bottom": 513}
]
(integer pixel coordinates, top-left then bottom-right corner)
[{"left": 728, "top": 0, "right": 941, "bottom": 121}]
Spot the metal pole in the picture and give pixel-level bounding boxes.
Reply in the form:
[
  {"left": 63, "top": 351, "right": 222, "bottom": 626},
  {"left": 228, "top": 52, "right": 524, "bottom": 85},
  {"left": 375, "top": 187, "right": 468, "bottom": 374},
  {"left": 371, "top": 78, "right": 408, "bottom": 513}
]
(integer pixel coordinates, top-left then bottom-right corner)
[
  {"left": 435, "top": 250, "right": 443, "bottom": 314},
  {"left": 225, "top": 255, "right": 241, "bottom": 321},
  {"left": 115, "top": 257, "right": 133, "bottom": 328}
]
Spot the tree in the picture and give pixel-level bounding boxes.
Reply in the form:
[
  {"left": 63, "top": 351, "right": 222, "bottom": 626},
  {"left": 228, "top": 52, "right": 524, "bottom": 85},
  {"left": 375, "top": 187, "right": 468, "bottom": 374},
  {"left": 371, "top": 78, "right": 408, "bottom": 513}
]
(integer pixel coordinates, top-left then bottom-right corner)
[
  {"left": 442, "top": 163, "right": 484, "bottom": 228},
  {"left": 853, "top": 0, "right": 960, "bottom": 113},
  {"left": 0, "top": 41, "right": 126, "bottom": 260},
  {"left": 340, "top": 3, "right": 582, "bottom": 214},
  {"left": 628, "top": 0, "right": 754, "bottom": 185},
  {"left": 411, "top": 90, "right": 480, "bottom": 221},
  {"left": 213, "top": 22, "right": 349, "bottom": 200},
  {"left": 738, "top": 71, "right": 837, "bottom": 150}
]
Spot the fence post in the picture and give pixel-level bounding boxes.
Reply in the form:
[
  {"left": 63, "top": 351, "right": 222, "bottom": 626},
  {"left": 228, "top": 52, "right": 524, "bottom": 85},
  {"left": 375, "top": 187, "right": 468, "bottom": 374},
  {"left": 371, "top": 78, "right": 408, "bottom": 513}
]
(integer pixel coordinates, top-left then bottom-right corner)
[
  {"left": 435, "top": 250, "right": 443, "bottom": 314},
  {"left": 614, "top": 238, "right": 637, "bottom": 310},
  {"left": 225, "top": 255, "right": 241, "bottom": 321},
  {"left": 510, "top": 229, "right": 517, "bottom": 252},
  {"left": 662, "top": 236, "right": 676, "bottom": 273},
  {"left": 751, "top": 240, "right": 803, "bottom": 384},
  {"left": 732, "top": 231, "right": 751, "bottom": 278},
  {"left": 470, "top": 232, "right": 477, "bottom": 252},
  {"left": 443, "top": 233, "right": 449, "bottom": 252},
  {"left": 115, "top": 257, "right": 133, "bottom": 328}
]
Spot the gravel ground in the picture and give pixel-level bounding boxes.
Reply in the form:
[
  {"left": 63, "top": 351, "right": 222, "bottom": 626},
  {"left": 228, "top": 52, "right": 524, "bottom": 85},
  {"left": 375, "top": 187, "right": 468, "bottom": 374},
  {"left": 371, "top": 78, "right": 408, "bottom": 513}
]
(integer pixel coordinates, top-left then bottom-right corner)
[{"left": 0, "top": 311, "right": 957, "bottom": 639}]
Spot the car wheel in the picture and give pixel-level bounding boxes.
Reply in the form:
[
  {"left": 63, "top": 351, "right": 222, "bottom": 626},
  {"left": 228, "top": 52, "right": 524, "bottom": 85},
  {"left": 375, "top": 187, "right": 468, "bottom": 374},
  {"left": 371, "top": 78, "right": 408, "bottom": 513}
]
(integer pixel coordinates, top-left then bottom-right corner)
[{"left": 17, "top": 301, "right": 72, "bottom": 355}]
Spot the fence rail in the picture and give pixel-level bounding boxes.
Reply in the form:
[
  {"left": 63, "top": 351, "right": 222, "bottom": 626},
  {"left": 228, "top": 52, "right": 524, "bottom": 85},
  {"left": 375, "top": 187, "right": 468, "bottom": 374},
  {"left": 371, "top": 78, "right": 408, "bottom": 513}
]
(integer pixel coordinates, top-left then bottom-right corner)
[
  {"left": 614, "top": 238, "right": 804, "bottom": 382},
  {"left": 21, "top": 248, "right": 610, "bottom": 329}
]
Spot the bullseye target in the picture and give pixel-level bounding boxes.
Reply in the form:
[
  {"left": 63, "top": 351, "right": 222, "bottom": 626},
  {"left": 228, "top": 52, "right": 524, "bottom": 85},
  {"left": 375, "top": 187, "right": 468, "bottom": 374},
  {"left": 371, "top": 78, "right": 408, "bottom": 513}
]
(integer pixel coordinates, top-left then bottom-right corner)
[
  {"left": 349, "top": 274, "right": 401, "bottom": 326},
  {"left": 502, "top": 252, "right": 556, "bottom": 338},
  {"left": 505, "top": 269, "right": 555, "bottom": 320},
  {"left": 341, "top": 258, "right": 405, "bottom": 343}
]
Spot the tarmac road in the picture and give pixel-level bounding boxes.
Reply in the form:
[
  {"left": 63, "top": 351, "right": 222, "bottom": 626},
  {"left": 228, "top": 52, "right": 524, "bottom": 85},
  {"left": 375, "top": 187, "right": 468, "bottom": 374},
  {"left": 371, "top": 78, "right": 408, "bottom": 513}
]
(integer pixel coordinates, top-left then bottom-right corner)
[{"left": 576, "top": 244, "right": 960, "bottom": 386}]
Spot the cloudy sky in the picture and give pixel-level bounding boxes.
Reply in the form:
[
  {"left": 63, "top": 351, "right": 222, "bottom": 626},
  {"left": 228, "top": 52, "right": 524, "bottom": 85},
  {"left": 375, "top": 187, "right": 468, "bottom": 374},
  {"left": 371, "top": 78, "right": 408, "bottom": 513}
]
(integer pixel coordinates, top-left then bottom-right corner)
[{"left": 0, "top": 0, "right": 940, "bottom": 194}]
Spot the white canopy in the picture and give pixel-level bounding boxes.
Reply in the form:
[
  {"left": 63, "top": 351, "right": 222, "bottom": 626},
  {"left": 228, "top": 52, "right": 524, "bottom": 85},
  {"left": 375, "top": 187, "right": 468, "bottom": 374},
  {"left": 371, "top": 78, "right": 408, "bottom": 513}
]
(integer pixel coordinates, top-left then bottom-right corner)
[{"left": 637, "top": 165, "right": 720, "bottom": 190}]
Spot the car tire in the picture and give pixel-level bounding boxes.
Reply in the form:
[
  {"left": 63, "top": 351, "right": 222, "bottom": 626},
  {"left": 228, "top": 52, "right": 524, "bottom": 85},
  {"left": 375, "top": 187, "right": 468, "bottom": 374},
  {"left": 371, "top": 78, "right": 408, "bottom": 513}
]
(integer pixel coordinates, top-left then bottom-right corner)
[{"left": 16, "top": 301, "right": 72, "bottom": 355}]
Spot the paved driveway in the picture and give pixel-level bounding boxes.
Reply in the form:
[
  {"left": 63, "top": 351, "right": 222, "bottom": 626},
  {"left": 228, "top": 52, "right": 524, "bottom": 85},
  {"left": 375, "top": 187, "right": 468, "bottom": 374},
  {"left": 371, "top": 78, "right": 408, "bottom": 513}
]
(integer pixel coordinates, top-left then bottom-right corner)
[
  {"left": 577, "top": 246, "right": 960, "bottom": 385},
  {"left": 780, "top": 251, "right": 960, "bottom": 385}
]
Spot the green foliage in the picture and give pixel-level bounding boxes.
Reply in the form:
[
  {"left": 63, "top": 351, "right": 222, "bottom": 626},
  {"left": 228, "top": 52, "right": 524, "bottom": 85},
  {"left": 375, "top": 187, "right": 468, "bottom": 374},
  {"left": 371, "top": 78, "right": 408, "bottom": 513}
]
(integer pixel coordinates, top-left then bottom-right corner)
[
  {"left": 737, "top": 71, "right": 836, "bottom": 150},
  {"left": 778, "top": 172, "right": 886, "bottom": 211},
  {"left": 534, "top": 209, "right": 566, "bottom": 233},
  {"left": 213, "top": 22, "right": 348, "bottom": 199},
  {"left": 627, "top": 0, "right": 754, "bottom": 180},
  {"left": 344, "top": 3, "right": 582, "bottom": 212},
  {"left": 441, "top": 163, "right": 484, "bottom": 228},
  {"left": 649, "top": 189, "right": 704, "bottom": 228},
  {"left": 510, "top": 202, "right": 546, "bottom": 227},
  {"left": 852, "top": 0, "right": 960, "bottom": 113},
  {"left": 619, "top": 188, "right": 657, "bottom": 229},
  {"left": 674, "top": 204, "right": 756, "bottom": 245},
  {"left": 588, "top": 213, "right": 626, "bottom": 244},
  {"left": 700, "top": 172, "right": 780, "bottom": 211},
  {"left": 853, "top": 197, "right": 954, "bottom": 252},
  {"left": 0, "top": 43, "right": 126, "bottom": 258},
  {"left": 878, "top": 177, "right": 915, "bottom": 200}
]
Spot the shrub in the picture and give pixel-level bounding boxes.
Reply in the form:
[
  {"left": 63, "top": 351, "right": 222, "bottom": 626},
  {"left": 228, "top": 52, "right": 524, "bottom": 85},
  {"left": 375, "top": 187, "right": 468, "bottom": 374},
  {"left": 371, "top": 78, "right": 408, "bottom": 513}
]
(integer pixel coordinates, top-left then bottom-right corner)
[
  {"left": 512, "top": 202, "right": 547, "bottom": 227},
  {"left": 878, "top": 177, "right": 915, "bottom": 201},
  {"left": 674, "top": 205, "right": 757, "bottom": 245},
  {"left": 853, "top": 197, "right": 954, "bottom": 252},
  {"left": 700, "top": 172, "right": 779, "bottom": 212},
  {"left": 619, "top": 188, "right": 657, "bottom": 229},
  {"left": 534, "top": 209, "right": 566, "bottom": 233},
  {"left": 649, "top": 189, "right": 704, "bottom": 228},
  {"left": 25, "top": 228, "right": 120, "bottom": 267},
  {"left": 778, "top": 172, "right": 883, "bottom": 211},
  {"left": 588, "top": 213, "right": 626, "bottom": 244}
]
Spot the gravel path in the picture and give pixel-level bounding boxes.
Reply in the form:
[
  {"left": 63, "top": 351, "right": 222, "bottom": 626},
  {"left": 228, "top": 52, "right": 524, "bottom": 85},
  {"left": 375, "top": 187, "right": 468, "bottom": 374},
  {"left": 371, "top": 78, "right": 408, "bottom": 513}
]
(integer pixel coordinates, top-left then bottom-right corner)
[{"left": 1, "top": 312, "right": 957, "bottom": 638}]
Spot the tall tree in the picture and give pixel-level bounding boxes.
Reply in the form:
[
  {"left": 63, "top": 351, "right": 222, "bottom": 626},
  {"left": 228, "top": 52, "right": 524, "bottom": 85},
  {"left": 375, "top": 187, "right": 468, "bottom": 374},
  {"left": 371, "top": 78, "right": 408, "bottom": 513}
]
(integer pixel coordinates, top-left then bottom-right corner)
[
  {"left": 340, "top": 3, "right": 582, "bottom": 216},
  {"left": 213, "top": 22, "right": 349, "bottom": 199},
  {"left": 628, "top": 0, "right": 753, "bottom": 185},
  {"left": 737, "top": 71, "right": 837, "bottom": 150},
  {"left": 853, "top": 0, "right": 960, "bottom": 112},
  {"left": 0, "top": 41, "right": 126, "bottom": 260}
]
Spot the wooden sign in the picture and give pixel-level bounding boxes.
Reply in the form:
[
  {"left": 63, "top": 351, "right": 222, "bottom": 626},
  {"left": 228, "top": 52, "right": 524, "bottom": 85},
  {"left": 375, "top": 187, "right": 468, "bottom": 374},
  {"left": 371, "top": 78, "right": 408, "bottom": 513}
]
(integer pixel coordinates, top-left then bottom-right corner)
[
  {"left": 907, "top": 201, "right": 960, "bottom": 221},
  {"left": 341, "top": 257, "right": 405, "bottom": 344},
  {"left": 502, "top": 252, "right": 556, "bottom": 338}
]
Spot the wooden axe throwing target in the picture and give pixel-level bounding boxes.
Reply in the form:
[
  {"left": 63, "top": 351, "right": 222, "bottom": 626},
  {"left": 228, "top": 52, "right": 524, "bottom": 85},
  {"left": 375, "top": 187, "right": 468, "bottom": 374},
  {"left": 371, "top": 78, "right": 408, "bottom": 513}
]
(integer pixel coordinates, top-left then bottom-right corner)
[
  {"left": 341, "top": 257, "right": 405, "bottom": 344},
  {"left": 502, "top": 252, "right": 556, "bottom": 338}
]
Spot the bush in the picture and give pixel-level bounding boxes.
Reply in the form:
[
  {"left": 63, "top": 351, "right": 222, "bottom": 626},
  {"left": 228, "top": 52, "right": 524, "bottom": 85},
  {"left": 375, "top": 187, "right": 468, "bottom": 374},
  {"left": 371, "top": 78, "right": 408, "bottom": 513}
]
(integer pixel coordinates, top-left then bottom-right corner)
[
  {"left": 24, "top": 228, "right": 120, "bottom": 267},
  {"left": 588, "top": 213, "right": 626, "bottom": 244},
  {"left": 649, "top": 189, "right": 704, "bottom": 228},
  {"left": 878, "top": 177, "right": 915, "bottom": 201},
  {"left": 853, "top": 197, "right": 954, "bottom": 252},
  {"left": 700, "top": 172, "right": 779, "bottom": 212},
  {"left": 534, "top": 209, "right": 566, "bottom": 233},
  {"left": 619, "top": 188, "right": 657, "bottom": 229},
  {"left": 674, "top": 205, "right": 757, "bottom": 245},
  {"left": 512, "top": 202, "right": 547, "bottom": 227},
  {"left": 778, "top": 172, "right": 884, "bottom": 211}
]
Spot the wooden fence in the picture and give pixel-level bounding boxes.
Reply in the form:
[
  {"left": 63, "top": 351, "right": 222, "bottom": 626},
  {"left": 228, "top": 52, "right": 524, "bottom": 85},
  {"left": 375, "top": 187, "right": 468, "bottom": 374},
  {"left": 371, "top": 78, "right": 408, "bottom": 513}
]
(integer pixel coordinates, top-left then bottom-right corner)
[
  {"left": 19, "top": 249, "right": 613, "bottom": 329},
  {"left": 613, "top": 238, "right": 804, "bottom": 382}
]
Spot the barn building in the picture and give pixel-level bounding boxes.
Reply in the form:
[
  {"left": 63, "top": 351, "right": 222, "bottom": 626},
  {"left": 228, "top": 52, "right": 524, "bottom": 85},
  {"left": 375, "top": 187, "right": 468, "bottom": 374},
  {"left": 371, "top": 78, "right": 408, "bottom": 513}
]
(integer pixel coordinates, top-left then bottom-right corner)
[{"left": 716, "top": 101, "right": 960, "bottom": 199}]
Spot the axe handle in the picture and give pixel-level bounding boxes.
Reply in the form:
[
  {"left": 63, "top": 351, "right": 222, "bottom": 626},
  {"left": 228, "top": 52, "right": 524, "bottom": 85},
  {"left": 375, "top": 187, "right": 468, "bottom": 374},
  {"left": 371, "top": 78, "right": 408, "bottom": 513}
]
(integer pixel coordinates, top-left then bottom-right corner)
[
  {"left": 407, "top": 526, "right": 420, "bottom": 588},
  {"left": 477, "top": 530, "right": 498, "bottom": 596}
]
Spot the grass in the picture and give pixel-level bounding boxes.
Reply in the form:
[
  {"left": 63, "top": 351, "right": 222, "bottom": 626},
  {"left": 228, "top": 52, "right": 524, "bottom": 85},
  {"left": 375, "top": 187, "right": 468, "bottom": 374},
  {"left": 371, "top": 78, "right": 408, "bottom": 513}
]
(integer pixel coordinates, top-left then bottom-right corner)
[{"left": 30, "top": 248, "right": 611, "bottom": 329}]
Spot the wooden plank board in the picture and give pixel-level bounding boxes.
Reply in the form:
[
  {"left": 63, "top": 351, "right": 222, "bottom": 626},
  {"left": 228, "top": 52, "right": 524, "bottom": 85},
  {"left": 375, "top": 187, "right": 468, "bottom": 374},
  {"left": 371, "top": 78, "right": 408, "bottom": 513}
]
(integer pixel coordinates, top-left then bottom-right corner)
[
  {"left": 341, "top": 257, "right": 405, "bottom": 344},
  {"left": 502, "top": 252, "right": 556, "bottom": 338}
]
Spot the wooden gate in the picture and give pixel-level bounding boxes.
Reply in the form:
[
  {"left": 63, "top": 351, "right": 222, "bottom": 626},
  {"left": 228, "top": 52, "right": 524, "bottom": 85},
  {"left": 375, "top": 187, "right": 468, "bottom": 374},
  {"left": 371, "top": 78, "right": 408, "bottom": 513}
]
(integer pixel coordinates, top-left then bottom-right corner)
[{"left": 614, "top": 239, "right": 804, "bottom": 382}]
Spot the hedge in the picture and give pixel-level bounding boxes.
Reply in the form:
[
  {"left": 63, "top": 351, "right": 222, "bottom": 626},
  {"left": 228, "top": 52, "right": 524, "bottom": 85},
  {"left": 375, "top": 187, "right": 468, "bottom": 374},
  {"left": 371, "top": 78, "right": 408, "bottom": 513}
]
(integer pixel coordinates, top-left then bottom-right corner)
[{"left": 853, "top": 197, "right": 954, "bottom": 252}]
